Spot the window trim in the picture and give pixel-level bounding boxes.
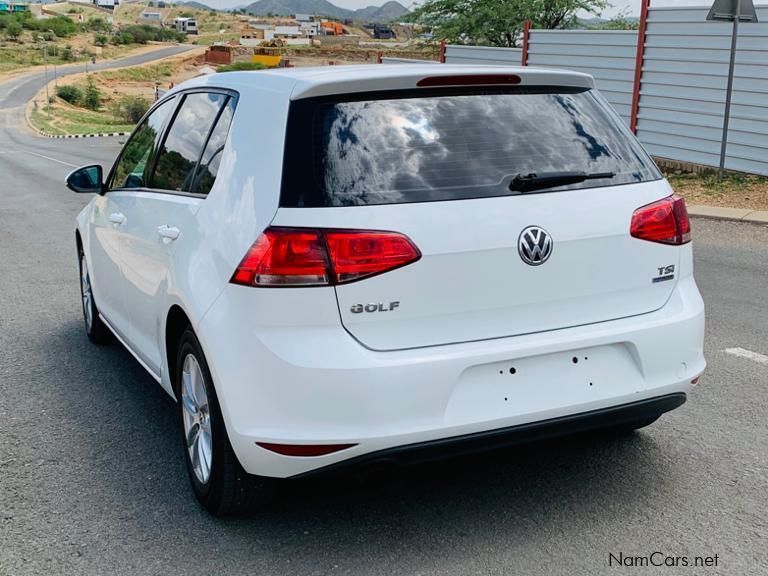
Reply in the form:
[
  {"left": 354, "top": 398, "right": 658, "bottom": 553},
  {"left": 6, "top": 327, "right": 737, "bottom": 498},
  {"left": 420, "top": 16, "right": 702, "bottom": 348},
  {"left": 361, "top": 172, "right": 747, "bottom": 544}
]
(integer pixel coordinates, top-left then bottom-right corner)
[
  {"left": 106, "top": 87, "right": 239, "bottom": 198},
  {"left": 105, "top": 93, "right": 179, "bottom": 193}
]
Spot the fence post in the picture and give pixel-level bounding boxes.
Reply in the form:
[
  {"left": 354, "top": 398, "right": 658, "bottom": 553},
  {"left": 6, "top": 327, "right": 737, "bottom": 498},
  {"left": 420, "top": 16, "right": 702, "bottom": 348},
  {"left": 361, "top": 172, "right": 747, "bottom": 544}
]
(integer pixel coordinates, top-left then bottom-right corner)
[
  {"left": 377, "top": 51, "right": 383, "bottom": 64},
  {"left": 521, "top": 20, "right": 532, "bottom": 66},
  {"left": 439, "top": 39, "right": 446, "bottom": 63},
  {"left": 630, "top": 0, "right": 652, "bottom": 134}
]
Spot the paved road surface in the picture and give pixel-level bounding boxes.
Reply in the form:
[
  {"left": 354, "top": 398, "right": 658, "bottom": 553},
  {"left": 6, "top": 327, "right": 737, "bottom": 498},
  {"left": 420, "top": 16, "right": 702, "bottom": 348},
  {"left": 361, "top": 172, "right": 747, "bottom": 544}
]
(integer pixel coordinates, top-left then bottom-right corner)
[{"left": 0, "top": 59, "right": 766, "bottom": 576}]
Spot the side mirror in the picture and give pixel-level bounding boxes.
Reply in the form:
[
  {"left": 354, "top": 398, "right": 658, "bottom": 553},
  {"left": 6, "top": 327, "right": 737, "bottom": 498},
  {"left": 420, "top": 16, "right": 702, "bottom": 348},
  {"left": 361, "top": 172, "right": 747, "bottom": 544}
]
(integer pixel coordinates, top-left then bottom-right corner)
[{"left": 66, "top": 165, "right": 105, "bottom": 194}]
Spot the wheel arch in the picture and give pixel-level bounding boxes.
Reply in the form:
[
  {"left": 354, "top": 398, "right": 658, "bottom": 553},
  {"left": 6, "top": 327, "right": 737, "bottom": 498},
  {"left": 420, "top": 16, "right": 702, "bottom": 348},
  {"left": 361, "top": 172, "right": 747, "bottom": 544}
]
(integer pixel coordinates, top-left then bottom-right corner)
[{"left": 166, "top": 304, "right": 193, "bottom": 398}]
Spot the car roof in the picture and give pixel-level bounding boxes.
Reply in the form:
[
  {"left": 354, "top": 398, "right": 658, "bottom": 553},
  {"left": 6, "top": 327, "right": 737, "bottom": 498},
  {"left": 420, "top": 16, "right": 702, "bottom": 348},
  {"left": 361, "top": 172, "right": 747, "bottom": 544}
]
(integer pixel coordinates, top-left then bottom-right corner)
[{"left": 173, "top": 64, "right": 595, "bottom": 100}]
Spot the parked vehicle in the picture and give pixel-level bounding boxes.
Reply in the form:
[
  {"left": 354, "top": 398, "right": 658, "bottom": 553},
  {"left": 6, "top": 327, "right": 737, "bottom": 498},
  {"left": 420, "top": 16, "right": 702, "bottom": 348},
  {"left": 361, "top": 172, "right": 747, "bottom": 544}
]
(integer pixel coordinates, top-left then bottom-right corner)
[{"left": 66, "top": 65, "right": 706, "bottom": 515}]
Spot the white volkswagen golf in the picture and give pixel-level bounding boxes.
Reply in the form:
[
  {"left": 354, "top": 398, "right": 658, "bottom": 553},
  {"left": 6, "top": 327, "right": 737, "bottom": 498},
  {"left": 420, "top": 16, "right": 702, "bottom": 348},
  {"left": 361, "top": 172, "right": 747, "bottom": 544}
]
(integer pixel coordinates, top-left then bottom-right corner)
[{"left": 67, "top": 65, "right": 705, "bottom": 515}]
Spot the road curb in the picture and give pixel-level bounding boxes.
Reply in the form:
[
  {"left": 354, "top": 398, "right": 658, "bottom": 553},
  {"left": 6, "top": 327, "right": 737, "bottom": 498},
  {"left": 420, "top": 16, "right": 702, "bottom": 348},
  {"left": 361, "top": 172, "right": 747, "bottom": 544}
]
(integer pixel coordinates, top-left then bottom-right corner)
[
  {"left": 35, "top": 130, "right": 129, "bottom": 139},
  {"left": 688, "top": 205, "right": 768, "bottom": 225}
]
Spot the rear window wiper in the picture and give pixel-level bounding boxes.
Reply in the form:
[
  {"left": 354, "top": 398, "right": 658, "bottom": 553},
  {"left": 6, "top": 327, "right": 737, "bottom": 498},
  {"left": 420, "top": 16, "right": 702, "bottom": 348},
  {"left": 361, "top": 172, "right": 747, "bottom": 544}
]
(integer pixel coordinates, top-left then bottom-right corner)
[{"left": 508, "top": 171, "right": 615, "bottom": 193}]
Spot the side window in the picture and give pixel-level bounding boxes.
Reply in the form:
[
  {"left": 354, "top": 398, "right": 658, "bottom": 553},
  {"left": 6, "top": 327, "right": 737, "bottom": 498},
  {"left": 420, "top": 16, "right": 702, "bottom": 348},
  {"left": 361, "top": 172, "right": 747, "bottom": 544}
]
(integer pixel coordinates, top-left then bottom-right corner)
[
  {"left": 110, "top": 98, "right": 175, "bottom": 190},
  {"left": 151, "top": 92, "right": 227, "bottom": 193},
  {"left": 192, "top": 97, "right": 236, "bottom": 196}
]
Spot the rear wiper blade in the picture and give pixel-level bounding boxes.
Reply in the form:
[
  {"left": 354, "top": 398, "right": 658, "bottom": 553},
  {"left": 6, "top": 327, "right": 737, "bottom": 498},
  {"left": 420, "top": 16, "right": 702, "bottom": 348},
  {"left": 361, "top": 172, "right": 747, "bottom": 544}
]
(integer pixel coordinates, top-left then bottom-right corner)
[{"left": 508, "top": 171, "right": 615, "bottom": 193}]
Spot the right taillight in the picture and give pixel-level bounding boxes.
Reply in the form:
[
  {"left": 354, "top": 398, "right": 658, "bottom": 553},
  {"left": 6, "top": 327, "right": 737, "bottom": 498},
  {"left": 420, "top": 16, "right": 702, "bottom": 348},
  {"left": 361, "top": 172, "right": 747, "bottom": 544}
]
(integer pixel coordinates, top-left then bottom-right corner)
[
  {"left": 230, "top": 227, "right": 421, "bottom": 287},
  {"left": 630, "top": 194, "right": 691, "bottom": 245}
]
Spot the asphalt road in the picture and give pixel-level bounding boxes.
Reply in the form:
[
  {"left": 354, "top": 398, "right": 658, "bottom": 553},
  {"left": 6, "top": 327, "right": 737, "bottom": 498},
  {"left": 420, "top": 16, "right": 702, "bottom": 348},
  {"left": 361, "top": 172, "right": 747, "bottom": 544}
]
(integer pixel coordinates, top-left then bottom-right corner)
[
  {"left": 1, "top": 60, "right": 767, "bottom": 576},
  {"left": 0, "top": 45, "right": 193, "bottom": 110}
]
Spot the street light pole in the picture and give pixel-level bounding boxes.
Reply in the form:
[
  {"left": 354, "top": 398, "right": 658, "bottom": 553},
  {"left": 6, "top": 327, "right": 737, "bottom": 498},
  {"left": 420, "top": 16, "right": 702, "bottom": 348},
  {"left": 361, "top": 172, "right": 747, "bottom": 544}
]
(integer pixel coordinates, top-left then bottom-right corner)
[
  {"left": 718, "top": 0, "right": 740, "bottom": 180},
  {"left": 707, "top": 0, "right": 758, "bottom": 179},
  {"left": 49, "top": 32, "right": 58, "bottom": 90}
]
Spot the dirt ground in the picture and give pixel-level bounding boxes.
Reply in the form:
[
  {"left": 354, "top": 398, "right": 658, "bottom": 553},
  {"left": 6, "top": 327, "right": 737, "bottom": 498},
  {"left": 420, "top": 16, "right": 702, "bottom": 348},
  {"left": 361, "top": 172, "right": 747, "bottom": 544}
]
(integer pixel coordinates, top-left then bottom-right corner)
[{"left": 667, "top": 172, "right": 768, "bottom": 211}]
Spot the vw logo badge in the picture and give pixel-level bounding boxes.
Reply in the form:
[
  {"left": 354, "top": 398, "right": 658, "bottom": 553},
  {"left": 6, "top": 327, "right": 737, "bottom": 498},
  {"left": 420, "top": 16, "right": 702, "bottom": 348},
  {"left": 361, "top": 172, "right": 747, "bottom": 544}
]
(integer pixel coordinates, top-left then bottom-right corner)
[{"left": 518, "top": 226, "right": 553, "bottom": 266}]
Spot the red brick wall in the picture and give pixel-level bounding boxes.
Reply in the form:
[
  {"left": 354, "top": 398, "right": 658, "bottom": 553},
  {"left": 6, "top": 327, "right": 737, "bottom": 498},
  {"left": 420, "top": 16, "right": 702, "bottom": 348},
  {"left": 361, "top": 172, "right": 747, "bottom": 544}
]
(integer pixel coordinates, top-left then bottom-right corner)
[{"left": 205, "top": 48, "right": 232, "bottom": 65}]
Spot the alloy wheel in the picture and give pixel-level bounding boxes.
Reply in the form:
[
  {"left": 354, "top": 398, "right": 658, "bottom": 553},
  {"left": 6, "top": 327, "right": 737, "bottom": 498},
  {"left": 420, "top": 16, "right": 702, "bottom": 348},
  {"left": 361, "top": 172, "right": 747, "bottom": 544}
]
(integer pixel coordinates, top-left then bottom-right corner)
[
  {"left": 181, "top": 353, "right": 213, "bottom": 484},
  {"left": 80, "top": 254, "right": 93, "bottom": 331}
]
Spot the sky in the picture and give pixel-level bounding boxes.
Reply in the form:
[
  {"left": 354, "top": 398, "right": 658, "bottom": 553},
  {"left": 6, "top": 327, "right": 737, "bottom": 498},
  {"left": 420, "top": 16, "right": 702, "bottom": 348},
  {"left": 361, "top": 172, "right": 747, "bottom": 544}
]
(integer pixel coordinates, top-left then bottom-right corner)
[
  {"left": 212, "top": 0, "right": 763, "bottom": 17},
  {"left": 329, "top": 0, "right": 718, "bottom": 15}
]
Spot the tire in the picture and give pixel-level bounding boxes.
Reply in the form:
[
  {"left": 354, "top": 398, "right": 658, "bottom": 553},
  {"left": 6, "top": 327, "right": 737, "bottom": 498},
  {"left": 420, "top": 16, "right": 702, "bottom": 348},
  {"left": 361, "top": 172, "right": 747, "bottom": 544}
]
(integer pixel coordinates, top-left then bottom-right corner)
[
  {"left": 78, "top": 246, "right": 112, "bottom": 345},
  {"left": 176, "top": 328, "right": 273, "bottom": 515}
]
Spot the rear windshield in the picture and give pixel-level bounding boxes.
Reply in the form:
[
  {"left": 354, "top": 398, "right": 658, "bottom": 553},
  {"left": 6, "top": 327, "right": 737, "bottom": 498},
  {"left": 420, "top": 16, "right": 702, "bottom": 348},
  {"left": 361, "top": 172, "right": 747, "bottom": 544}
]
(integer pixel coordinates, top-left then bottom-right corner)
[{"left": 280, "top": 87, "right": 661, "bottom": 208}]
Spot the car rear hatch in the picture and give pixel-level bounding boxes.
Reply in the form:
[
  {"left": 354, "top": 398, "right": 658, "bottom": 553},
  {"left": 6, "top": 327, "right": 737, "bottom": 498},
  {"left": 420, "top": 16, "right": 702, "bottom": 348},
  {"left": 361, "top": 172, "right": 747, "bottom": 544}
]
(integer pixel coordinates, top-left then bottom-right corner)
[{"left": 272, "top": 71, "right": 687, "bottom": 351}]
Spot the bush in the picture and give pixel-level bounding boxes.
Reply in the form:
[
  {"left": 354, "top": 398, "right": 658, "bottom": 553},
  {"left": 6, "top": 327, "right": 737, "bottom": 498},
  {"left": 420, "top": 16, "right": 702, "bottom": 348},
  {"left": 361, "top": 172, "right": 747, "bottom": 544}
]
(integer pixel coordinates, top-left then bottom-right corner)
[
  {"left": 84, "top": 78, "right": 100, "bottom": 111},
  {"left": 5, "top": 20, "right": 22, "bottom": 40},
  {"left": 111, "top": 95, "right": 150, "bottom": 124},
  {"left": 56, "top": 84, "right": 83, "bottom": 105},
  {"left": 111, "top": 31, "right": 135, "bottom": 45},
  {"left": 30, "top": 16, "right": 78, "bottom": 38},
  {"left": 93, "top": 33, "right": 108, "bottom": 47},
  {"left": 111, "top": 24, "right": 185, "bottom": 45},
  {"left": 60, "top": 45, "right": 73, "bottom": 61},
  {"left": 87, "top": 17, "right": 111, "bottom": 33}
]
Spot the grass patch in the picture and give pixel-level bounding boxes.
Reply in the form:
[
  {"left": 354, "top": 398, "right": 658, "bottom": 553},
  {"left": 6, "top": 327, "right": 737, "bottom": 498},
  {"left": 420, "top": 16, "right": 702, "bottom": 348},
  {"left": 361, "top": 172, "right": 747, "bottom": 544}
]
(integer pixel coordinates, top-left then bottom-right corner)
[
  {"left": 216, "top": 61, "right": 267, "bottom": 72},
  {"left": 667, "top": 172, "right": 768, "bottom": 195},
  {"left": 195, "top": 33, "right": 241, "bottom": 46},
  {"left": 31, "top": 104, "right": 134, "bottom": 136},
  {"left": 666, "top": 171, "right": 768, "bottom": 211},
  {"left": 95, "top": 61, "right": 176, "bottom": 82}
]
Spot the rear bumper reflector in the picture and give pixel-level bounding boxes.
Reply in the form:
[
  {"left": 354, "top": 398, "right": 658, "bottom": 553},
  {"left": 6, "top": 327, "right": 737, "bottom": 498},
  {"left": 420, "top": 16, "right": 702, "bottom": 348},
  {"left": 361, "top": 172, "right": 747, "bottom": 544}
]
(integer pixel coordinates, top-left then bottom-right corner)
[{"left": 256, "top": 442, "right": 357, "bottom": 457}]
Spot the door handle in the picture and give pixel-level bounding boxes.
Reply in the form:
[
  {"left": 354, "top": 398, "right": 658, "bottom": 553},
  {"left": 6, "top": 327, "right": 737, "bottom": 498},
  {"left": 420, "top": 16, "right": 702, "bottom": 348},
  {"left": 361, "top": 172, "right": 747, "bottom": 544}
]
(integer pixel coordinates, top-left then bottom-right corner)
[
  {"left": 157, "top": 225, "right": 180, "bottom": 241},
  {"left": 108, "top": 212, "right": 125, "bottom": 225}
]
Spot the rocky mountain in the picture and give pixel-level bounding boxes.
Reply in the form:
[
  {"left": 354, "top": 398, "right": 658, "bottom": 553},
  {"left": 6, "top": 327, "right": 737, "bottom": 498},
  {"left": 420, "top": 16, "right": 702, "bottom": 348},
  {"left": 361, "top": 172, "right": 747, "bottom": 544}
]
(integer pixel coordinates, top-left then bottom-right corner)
[{"left": 242, "top": 0, "right": 408, "bottom": 21}]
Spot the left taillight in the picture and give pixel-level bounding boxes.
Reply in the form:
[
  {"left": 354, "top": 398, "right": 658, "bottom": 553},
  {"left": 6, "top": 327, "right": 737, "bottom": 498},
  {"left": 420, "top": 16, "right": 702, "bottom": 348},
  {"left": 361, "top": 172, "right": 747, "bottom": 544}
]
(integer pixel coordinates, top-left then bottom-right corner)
[
  {"left": 630, "top": 194, "right": 691, "bottom": 245},
  {"left": 230, "top": 227, "right": 421, "bottom": 287}
]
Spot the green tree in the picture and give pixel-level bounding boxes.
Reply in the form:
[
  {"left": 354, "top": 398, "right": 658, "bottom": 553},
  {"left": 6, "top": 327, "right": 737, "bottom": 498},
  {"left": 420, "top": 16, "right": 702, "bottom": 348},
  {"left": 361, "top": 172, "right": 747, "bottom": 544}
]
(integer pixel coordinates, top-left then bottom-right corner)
[
  {"left": 84, "top": 78, "right": 101, "bottom": 111},
  {"left": 407, "top": 0, "right": 608, "bottom": 47},
  {"left": 592, "top": 11, "right": 639, "bottom": 30},
  {"left": 5, "top": 20, "right": 22, "bottom": 40}
]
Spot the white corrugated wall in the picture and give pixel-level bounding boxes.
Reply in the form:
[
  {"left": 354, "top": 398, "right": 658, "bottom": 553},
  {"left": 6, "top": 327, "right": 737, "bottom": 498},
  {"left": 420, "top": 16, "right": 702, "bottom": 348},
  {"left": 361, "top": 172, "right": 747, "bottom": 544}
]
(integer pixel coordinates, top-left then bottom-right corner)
[{"left": 637, "top": 5, "right": 768, "bottom": 175}]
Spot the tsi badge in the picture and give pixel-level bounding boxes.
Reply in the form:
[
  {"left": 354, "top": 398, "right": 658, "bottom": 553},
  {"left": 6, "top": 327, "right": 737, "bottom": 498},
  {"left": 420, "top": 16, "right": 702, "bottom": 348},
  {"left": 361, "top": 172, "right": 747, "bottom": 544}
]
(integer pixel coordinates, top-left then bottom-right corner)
[
  {"left": 653, "top": 264, "right": 675, "bottom": 283},
  {"left": 351, "top": 301, "right": 400, "bottom": 314}
]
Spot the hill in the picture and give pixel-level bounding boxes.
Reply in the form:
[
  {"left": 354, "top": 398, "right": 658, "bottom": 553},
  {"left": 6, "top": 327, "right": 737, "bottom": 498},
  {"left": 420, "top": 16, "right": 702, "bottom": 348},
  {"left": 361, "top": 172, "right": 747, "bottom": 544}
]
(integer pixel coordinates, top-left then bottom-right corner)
[
  {"left": 355, "top": 1, "right": 408, "bottom": 21},
  {"left": 241, "top": 0, "right": 407, "bottom": 21},
  {"left": 178, "top": 1, "right": 218, "bottom": 10}
]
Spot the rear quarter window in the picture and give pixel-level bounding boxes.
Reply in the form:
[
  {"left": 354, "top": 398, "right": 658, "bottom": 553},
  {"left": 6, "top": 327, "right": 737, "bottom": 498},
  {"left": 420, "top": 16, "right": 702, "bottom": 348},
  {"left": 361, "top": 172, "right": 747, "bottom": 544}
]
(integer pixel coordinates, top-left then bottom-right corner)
[{"left": 281, "top": 87, "right": 661, "bottom": 207}]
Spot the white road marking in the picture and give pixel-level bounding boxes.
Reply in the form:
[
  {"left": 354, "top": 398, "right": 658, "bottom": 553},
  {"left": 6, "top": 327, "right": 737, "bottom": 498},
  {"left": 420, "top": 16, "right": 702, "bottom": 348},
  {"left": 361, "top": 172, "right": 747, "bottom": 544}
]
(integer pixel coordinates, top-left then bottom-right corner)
[
  {"left": 724, "top": 347, "right": 768, "bottom": 366},
  {"left": 19, "top": 149, "right": 78, "bottom": 168}
]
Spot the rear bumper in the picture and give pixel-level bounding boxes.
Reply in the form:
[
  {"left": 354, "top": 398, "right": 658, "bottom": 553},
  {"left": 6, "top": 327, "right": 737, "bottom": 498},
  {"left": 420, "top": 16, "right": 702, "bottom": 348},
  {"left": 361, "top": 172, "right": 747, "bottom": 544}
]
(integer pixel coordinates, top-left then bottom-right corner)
[
  {"left": 198, "top": 275, "right": 705, "bottom": 478},
  {"left": 293, "top": 393, "right": 686, "bottom": 479}
]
